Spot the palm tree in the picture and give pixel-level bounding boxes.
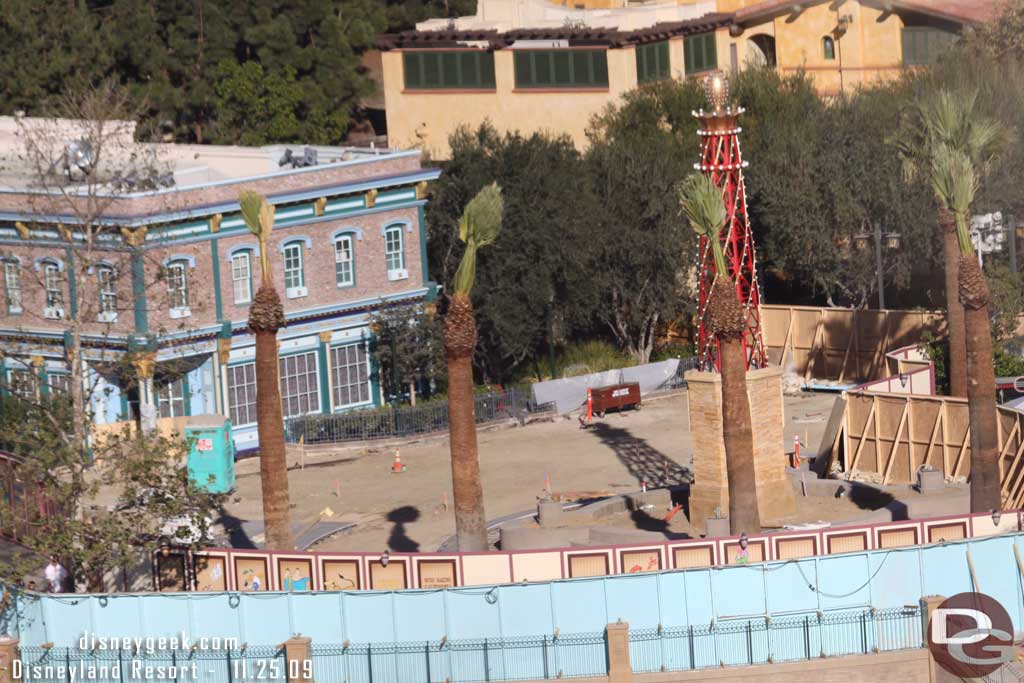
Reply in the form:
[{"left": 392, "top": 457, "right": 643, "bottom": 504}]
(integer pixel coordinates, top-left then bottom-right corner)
[
  {"left": 446, "top": 183, "right": 503, "bottom": 552},
  {"left": 896, "top": 90, "right": 1001, "bottom": 399},
  {"left": 929, "top": 145, "right": 1002, "bottom": 511},
  {"left": 679, "top": 174, "right": 760, "bottom": 535},
  {"left": 239, "top": 190, "right": 295, "bottom": 550}
]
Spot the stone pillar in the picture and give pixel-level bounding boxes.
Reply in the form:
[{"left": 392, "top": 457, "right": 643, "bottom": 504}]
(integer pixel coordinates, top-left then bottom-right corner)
[
  {"left": 686, "top": 365, "right": 795, "bottom": 529},
  {"left": 920, "top": 595, "right": 959, "bottom": 683},
  {"left": 284, "top": 636, "right": 314, "bottom": 682},
  {"left": 133, "top": 353, "right": 157, "bottom": 433},
  {"left": 0, "top": 637, "right": 17, "bottom": 683},
  {"left": 606, "top": 622, "right": 632, "bottom": 683}
]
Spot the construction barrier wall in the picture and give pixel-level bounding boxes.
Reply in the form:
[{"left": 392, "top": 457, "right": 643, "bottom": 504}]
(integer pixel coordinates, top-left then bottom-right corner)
[
  {"left": 760, "top": 306, "right": 945, "bottom": 383},
  {"left": 6, "top": 530, "right": 1023, "bottom": 649},
  {"left": 828, "top": 392, "right": 1024, "bottom": 506}
]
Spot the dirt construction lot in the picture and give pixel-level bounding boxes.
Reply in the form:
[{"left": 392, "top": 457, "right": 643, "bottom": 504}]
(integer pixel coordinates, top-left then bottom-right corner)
[{"left": 224, "top": 390, "right": 839, "bottom": 553}]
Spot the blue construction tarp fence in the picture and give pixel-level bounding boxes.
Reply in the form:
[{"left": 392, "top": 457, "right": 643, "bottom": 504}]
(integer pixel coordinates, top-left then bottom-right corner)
[{"left": 5, "top": 534, "right": 1023, "bottom": 682}]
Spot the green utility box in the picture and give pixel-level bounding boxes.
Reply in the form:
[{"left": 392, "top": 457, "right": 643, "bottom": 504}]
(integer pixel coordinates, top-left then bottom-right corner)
[{"left": 185, "top": 415, "right": 236, "bottom": 493}]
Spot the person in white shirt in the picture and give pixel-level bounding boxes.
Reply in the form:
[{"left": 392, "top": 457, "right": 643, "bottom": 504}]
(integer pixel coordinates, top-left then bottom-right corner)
[{"left": 44, "top": 556, "right": 67, "bottom": 593}]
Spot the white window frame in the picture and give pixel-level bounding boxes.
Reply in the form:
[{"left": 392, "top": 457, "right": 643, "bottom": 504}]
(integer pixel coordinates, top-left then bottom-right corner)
[
  {"left": 283, "top": 242, "right": 307, "bottom": 298},
  {"left": 3, "top": 260, "right": 21, "bottom": 314},
  {"left": 384, "top": 226, "right": 408, "bottom": 281},
  {"left": 166, "top": 261, "right": 191, "bottom": 318},
  {"left": 97, "top": 266, "right": 117, "bottom": 322},
  {"left": 334, "top": 234, "right": 355, "bottom": 288},
  {"left": 330, "top": 342, "right": 372, "bottom": 409},
  {"left": 231, "top": 251, "right": 253, "bottom": 305},
  {"left": 226, "top": 362, "right": 258, "bottom": 427},
  {"left": 43, "top": 262, "right": 64, "bottom": 319},
  {"left": 278, "top": 350, "right": 321, "bottom": 418},
  {"left": 157, "top": 377, "right": 188, "bottom": 419}
]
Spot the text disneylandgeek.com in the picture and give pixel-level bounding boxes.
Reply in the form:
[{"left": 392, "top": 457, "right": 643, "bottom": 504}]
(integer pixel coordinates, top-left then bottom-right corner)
[{"left": 15, "top": 632, "right": 311, "bottom": 681}]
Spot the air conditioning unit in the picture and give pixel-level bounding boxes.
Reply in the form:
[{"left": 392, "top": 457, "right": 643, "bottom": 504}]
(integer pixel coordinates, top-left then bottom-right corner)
[
  {"left": 98, "top": 310, "right": 117, "bottom": 323},
  {"left": 388, "top": 269, "right": 409, "bottom": 282},
  {"left": 169, "top": 306, "right": 192, "bottom": 319},
  {"left": 45, "top": 307, "right": 64, "bottom": 320},
  {"left": 286, "top": 286, "right": 308, "bottom": 299}
]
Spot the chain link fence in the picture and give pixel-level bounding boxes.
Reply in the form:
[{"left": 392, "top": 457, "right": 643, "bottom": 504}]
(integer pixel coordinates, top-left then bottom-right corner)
[{"left": 285, "top": 388, "right": 555, "bottom": 445}]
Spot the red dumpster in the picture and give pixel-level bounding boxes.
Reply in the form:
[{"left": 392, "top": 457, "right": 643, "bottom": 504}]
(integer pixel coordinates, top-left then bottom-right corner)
[{"left": 590, "top": 382, "right": 641, "bottom": 417}]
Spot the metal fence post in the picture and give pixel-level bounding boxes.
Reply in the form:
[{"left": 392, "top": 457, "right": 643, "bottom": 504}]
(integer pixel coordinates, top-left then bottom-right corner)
[
  {"left": 424, "top": 641, "right": 430, "bottom": 683},
  {"left": 803, "top": 616, "right": 810, "bottom": 660},
  {"left": 542, "top": 635, "right": 549, "bottom": 679},
  {"left": 118, "top": 649, "right": 126, "bottom": 683},
  {"left": 746, "top": 620, "right": 753, "bottom": 665},
  {"left": 861, "top": 611, "right": 868, "bottom": 654},
  {"left": 65, "top": 650, "right": 72, "bottom": 683},
  {"left": 224, "top": 648, "right": 231, "bottom": 683},
  {"left": 368, "top": 644, "right": 374, "bottom": 683},
  {"left": 688, "top": 626, "right": 695, "bottom": 670},
  {"left": 483, "top": 638, "right": 490, "bottom": 682}
]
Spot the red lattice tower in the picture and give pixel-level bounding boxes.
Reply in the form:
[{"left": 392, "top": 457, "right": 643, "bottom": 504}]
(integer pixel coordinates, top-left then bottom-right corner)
[{"left": 694, "top": 75, "right": 767, "bottom": 371}]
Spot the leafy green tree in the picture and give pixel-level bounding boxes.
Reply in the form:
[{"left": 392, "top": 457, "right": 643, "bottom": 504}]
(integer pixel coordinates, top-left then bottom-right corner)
[
  {"left": 0, "top": 392, "right": 223, "bottom": 591},
  {"left": 369, "top": 302, "right": 444, "bottom": 405},
  {"left": 210, "top": 62, "right": 305, "bottom": 145},
  {"left": 580, "top": 81, "right": 703, "bottom": 362},
  {"left": 384, "top": 0, "right": 477, "bottom": 31}
]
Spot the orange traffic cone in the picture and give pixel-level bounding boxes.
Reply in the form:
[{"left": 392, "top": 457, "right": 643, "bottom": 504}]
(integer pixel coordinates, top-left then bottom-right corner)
[
  {"left": 792, "top": 435, "right": 801, "bottom": 469},
  {"left": 391, "top": 450, "right": 407, "bottom": 474}
]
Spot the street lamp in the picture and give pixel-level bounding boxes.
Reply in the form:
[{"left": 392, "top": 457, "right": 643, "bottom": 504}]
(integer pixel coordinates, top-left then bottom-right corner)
[{"left": 853, "top": 221, "right": 901, "bottom": 310}]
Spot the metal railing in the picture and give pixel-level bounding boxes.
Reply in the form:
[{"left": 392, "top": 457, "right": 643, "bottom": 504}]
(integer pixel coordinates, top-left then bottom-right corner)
[
  {"left": 286, "top": 388, "right": 555, "bottom": 445},
  {"left": 18, "top": 645, "right": 284, "bottom": 683},
  {"left": 310, "top": 632, "right": 607, "bottom": 683},
  {"left": 629, "top": 606, "right": 923, "bottom": 673}
]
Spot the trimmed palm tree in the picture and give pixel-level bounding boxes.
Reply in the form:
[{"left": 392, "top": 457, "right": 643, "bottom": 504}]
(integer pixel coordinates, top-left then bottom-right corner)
[
  {"left": 896, "top": 90, "right": 1001, "bottom": 399},
  {"left": 239, "top": 190, "right": 295, "bottom": 550},
  {"left": 679, "top": 174, "right": 760, "bottom": 535},
  {"left": 446, "top": 183, "right": 503, "bottom": 552},
  {"left": 929, "top": 145, "right": 1002, "bottom": 511}
]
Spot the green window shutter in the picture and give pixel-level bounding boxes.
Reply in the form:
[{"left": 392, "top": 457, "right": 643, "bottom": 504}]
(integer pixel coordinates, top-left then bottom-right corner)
[
  {"left": 441, "top": 52, "right": 459, "bottom": 87},
  {"left": 553, "top": 51, "right": 572, "bottom": 85},
  {"left": 403, "top": 52, "right": 422, "bottom": 89},
  {"left": 514, "top": 51, "right": 532, "bottom": 87},
  {"left": 459, "top": 52, "right": 478, "bottom": 87},
  {"left": 592, "top": 50, "right": 608, "bottom": 86},
  {"left": 481, "top": 51, "right": 496, "bottom": 87},
  {"left": 684, "top": 36, "right": 695, "bottom": 74},
  {"left": 535, "top": 51, "right": 552, "bottom": 85},
  {"left": 637, "top": 44, "right": 649, "bottom": 83},
  {"left": 423, "top": 52, "right": 440, "bottom": 87},
  {"left": 704, "top": 33, "right": 717, "bottom": 70},
  {"left": 657, "top": 41, "right": 669, "bottom": 79}
]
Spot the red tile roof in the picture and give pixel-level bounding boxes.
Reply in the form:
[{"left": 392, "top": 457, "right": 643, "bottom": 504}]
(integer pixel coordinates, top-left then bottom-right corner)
[{"left": 733, "top": 0, "right": 1000, "bottom": 26}]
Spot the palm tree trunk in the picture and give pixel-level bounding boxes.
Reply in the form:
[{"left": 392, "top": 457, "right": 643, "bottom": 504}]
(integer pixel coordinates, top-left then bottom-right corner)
[
  {"left": 445, "top": 294, "right": 488, "bottom": 551},
  {"left": 708, "top": 280, "right": 761, "bottom": 535},
  {"left": 720, "top": 335, "right": 761, "bottom": 534},
  {"left": 250, "top": 286, "right": 295, "bottom": 550},
  {"left": 959, "top": 256, "right": 1001, "bottom": 511},
  {"left": 941, "top": 209, "right": 968, "bottom": 398}
]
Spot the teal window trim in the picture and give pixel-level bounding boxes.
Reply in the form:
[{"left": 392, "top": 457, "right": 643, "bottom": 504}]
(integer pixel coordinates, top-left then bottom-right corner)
[
  {"left": 367, "top": 333, "right": 383, "bottom": 408},
  {"left": 333, "top": 234, "right": 357, "bottom": 289},
  {"left": 2, "top": 257, "right": 22, "bottom": 315},
  {"left": 418, "top": 205, "right": 429, "bottom": 286},
  {"left": 684, "top": 32, "right": 718, "bottom": 75},
  {"left": 211, "top": 238, "right": 224, "bottom": 320},
  {"left": 278, "top": 348, "right": 322, "bottom": 417},
  {"left": 329, "top": 341, "right": 374, "bottom": 411},
  {"left": 228, "top": 248, "right": 255, "bottom": 305},
  {"left": 317, "top": 338, "right": 331, "bottom": 415},
  {"left": 131, "top": 249, "right": 148, "bottom": 333},
  {"left": 636, "top": 41, "right": 671, "bottom": 84},
  {"left": 65, "top": 248, "right": 77, "bottom": 320},
  {"left": 513, "top": 49, "right": 609, "bottom": 89},
  {"left": 403, "top": 50, "right": 497, "bottom": 90}
]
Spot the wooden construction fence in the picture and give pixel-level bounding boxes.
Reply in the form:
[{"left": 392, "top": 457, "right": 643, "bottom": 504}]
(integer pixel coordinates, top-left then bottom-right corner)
[
  {"left": 826, "top": 391, "right": 1024, "bottom": 507},
  {"left": 761, "top": 305, "right": 946, "bottom": 383}
]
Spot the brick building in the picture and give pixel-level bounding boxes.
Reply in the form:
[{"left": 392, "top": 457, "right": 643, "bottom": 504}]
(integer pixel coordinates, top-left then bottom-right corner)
[{"left": 0, "top": 116, "right": 439, "bottom": 452}]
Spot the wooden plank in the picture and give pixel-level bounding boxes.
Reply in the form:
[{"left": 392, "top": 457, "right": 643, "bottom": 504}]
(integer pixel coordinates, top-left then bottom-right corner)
[
  {"left": 779, "top": 311, "right": 794, "bottom": 369},
  {"left": 873, "top": 394, "right": 882, "bottom": 473},
  {"left": 907, "top": 396, "right": 916, "bottom": 474},
  {"left": 838, "top": 312, "right": 854, "bottom": 383},
  {"left": 805, "top": 311, "right": 825, "bottom": 380},
  {"left": 998, "top": 421, "right": 1020, "bottom": 483},
  {"left": 923, "top": 408, "right": 942, "bottom": 470},
  {"left": 941, "top": 401, "right": 950, "bottom": 478},
  {"left": 953, "top": 426, "right": 971, "bottom": 479},
  {"left": 1001, "top": 434, "right": 1024, "bottom": 495},
  {"left": 848, "top": 399, "right": 875, "bottom": 475},
  {"left": 882, "top": 401, "right": 909, "bottom": 485},
  {"left": 872, "top": 313, "right": 892, "bottom": 381}
]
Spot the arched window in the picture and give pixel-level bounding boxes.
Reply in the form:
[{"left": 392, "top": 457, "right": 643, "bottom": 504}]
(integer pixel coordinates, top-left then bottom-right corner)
[
  {"left": 2, "top": 258, "right": 21, "bottom": 314},
  {"left": 334, "top": 234, "right": 355, "bottom": 288},
  {"left": 166, "top": 259, "right": 190, "bottom": 317},
  {"left": 383, "top": 224, "right": 407, "bottom": 280},
  {"left": 231, "top": 250, "right": 253, "bottom": 305},
  {"left": 97, "top": 265, "right": 117, "bottom": 321},
  {"left": 823, "top": 36, "right": 836, "bottom": 61},
  {"left": 39, "top": 259, "right": 64, "bottom": 319},
  {"left": 279, "top": 237, "right": 311, "bottom": 298}
]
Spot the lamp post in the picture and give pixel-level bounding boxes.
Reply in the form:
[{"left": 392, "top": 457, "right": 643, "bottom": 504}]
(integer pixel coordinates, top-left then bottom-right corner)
[{"left": 854, "top": 221, "right": 901, "bottom": 310}]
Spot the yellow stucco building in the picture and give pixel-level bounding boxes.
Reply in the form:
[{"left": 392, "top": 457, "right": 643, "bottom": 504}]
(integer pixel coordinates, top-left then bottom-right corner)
[{"left": 378, "top": 0, "right": 993, "bottom": 157}]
